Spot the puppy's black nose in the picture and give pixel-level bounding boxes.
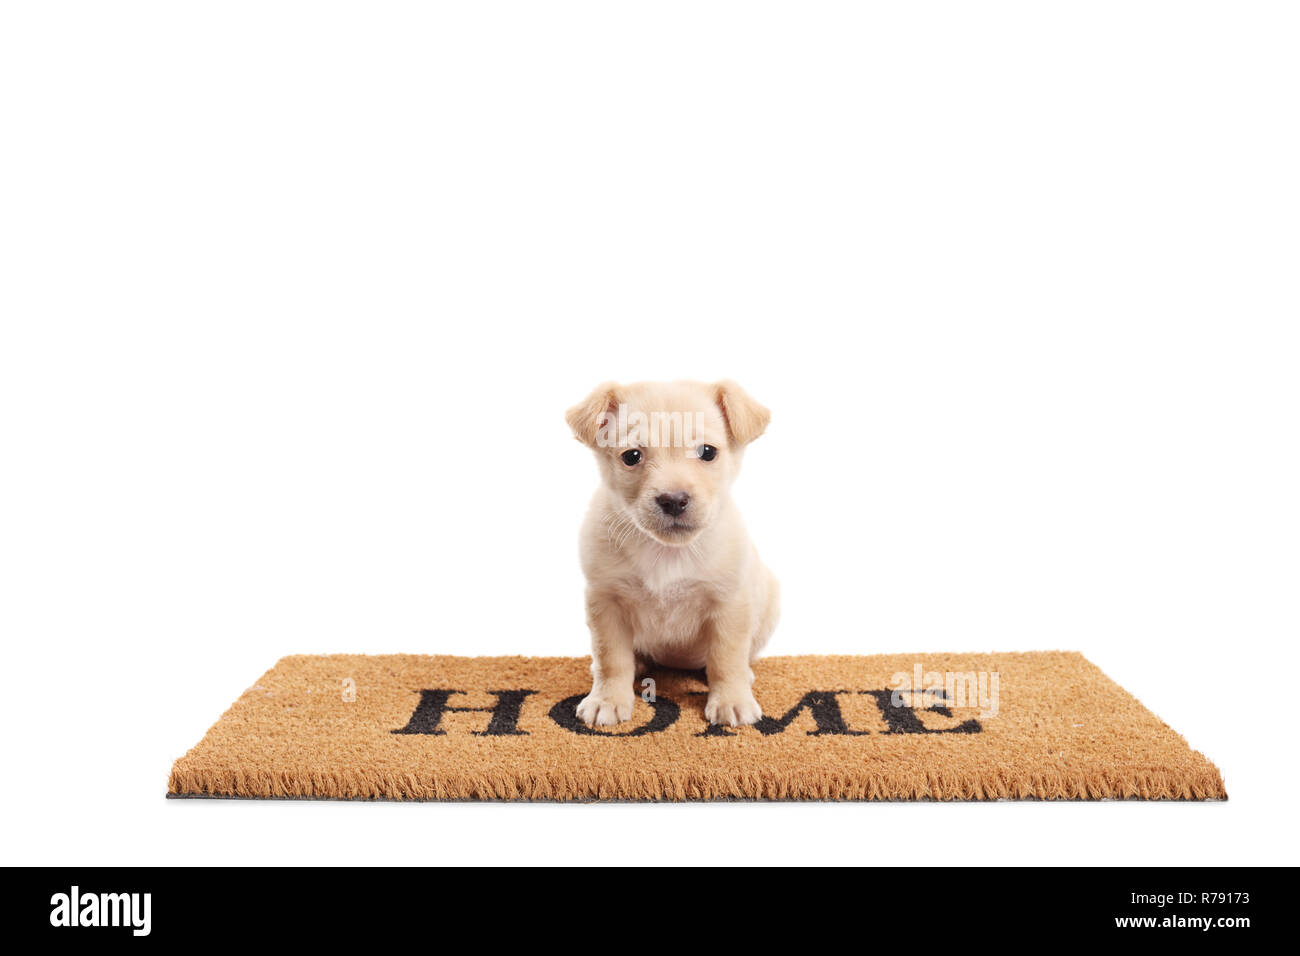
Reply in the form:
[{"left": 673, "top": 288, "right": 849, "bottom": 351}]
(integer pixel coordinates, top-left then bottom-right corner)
[{"left": 655, "top": 492, "right": 690, "bottom": 517}]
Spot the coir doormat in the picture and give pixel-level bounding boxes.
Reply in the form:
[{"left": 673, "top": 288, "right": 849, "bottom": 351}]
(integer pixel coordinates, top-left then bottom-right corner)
[{"left": 168, "top": 653, "right": 1225, "bottom": 801}]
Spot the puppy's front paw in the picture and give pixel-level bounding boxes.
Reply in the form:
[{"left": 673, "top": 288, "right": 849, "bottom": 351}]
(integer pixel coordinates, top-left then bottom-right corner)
[
  {"left": 576, "top": 689, "right": 635, "bottom": 727},
  {"left": 705, "top": 687, "right": 763, "bottom": 727}
]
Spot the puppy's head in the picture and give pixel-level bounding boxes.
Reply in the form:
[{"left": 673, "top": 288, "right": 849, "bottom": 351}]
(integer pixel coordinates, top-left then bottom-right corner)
[{"left": 566, "top": 379, "right": 770, "bottom": 546}]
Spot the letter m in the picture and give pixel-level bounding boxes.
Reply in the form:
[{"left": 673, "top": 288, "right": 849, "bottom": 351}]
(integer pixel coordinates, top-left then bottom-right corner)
[{"left": 755, "top": 691, "right": 868, "bottom": 736}]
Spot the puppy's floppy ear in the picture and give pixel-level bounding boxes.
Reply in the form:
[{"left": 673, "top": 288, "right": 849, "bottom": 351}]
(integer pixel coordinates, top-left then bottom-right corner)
[
  {"left": 565, "top": 382, "right": 620, "bottom": 447},
  {"left": 714, "top": 380, "right": 770, "bottom": 445}
]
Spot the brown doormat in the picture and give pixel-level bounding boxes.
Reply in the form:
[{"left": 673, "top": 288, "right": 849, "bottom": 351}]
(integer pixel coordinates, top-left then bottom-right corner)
[{"left": 168, "top": 652, "right": 1225, "bottom": 801}]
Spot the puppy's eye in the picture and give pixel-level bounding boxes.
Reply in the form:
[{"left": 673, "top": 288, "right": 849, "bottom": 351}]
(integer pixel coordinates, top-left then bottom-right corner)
[
  {"left": 621, "top": 449, "right": 643, "bottom": 466},
  {"left": 697, "top": 444, "right": 718, "bottom": 462}
]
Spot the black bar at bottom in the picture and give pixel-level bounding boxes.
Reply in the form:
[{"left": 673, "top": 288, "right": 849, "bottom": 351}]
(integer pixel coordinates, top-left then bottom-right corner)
[{"left": 17, "top": 866, "right": 1276, "bottom": 941}]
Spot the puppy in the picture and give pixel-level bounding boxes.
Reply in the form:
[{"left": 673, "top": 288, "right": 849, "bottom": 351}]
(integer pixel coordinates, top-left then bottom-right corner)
[{"left": 565, "top": 379, "right": 779, "bottom": 727}]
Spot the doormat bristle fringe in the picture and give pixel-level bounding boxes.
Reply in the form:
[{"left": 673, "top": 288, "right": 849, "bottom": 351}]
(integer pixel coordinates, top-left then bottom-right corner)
[{"left": 169, "top": 652, "right": 1225, "bottom": 801}]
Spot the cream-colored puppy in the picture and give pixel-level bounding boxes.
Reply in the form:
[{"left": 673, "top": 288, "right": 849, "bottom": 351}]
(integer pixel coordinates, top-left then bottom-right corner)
[{"left": 565, "top": 379, "right": 779, "bottom": 727}]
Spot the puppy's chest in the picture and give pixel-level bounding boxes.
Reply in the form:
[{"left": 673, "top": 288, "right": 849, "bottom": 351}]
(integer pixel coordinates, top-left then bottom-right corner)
[
  {"left": 623, "top": 548, "right": 715, "bottom": 639},
  {"left": 632, "top": 545, "right": 703, "bottom": 596}
]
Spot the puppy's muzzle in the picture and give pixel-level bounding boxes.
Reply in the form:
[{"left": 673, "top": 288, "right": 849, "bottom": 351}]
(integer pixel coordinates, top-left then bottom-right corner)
[{"left": 655, "top": 492, "right": 690, "bottom": 517}]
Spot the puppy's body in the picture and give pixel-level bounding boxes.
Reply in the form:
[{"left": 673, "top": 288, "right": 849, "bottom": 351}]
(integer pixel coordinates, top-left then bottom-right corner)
[
  {"left": 566, "top": 380, "right": 779, "bottom": 727},
  {"left": 580, "top": 492, "right": 779, "bottom": 672}
]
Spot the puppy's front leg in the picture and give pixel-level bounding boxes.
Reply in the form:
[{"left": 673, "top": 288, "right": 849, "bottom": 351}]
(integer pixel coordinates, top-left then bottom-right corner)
[
  {"left": 704, "top": 605, "right": 763, "bottom": 727},
  {"left": 576, "top": 594, "right": 636, "bottom": 726}
]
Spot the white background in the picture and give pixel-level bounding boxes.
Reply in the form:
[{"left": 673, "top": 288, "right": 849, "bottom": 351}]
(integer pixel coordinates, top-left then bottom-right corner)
[{"left": 2, "top": 2, "right": 1297, "bottom": 866}]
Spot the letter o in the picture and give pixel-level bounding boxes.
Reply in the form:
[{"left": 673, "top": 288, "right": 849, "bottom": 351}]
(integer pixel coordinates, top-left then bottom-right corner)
[{"left": 549, "top": 694, "right": 680, "bottom": 736}]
